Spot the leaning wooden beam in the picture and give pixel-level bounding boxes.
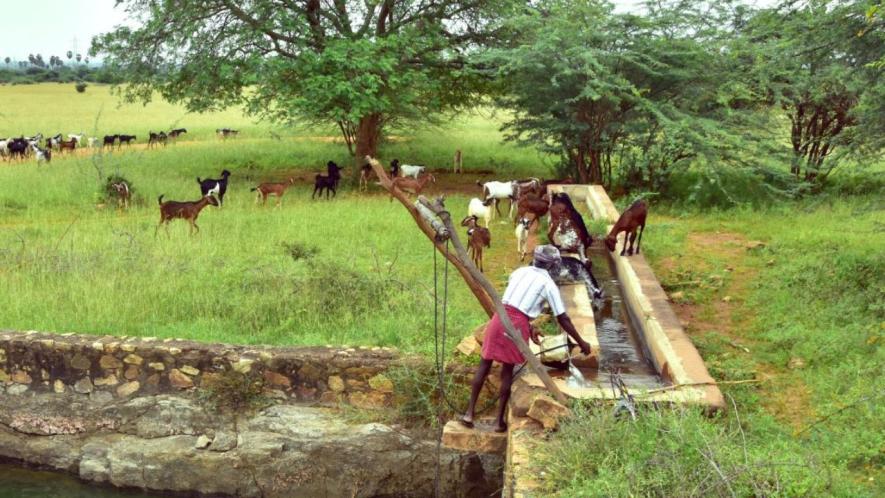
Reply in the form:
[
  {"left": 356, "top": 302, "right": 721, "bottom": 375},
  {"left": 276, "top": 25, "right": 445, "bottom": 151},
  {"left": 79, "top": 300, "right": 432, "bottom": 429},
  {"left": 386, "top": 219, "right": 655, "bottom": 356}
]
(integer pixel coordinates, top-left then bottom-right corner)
[
  {"left": 366, "top": 156, "right": 568, "bottom": 405},
  {"left": 366, "top": 156, "right": 496, "bottom": 316}
]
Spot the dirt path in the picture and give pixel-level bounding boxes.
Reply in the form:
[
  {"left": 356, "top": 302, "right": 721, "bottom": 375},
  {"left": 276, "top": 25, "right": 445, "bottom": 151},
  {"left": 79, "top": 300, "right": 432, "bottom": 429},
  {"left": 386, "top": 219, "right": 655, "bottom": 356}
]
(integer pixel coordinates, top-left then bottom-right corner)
[{"left": 653, "top": 228, "right": 814, "bottom": 429}]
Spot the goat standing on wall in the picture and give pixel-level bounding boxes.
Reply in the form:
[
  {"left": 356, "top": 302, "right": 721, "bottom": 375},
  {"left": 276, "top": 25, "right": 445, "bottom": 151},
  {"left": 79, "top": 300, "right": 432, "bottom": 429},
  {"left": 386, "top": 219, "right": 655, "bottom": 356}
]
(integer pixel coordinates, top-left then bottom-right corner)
[{"left": 605, "top": 200, "right": 648, "bottom": 256}]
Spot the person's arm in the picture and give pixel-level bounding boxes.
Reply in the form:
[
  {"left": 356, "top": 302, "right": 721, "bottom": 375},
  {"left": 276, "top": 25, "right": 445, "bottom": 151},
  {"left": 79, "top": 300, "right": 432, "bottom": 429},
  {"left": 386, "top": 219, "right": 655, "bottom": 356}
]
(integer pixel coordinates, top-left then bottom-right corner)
[{"left": 556, "top": 313, "right": 591, "bottom": 355}]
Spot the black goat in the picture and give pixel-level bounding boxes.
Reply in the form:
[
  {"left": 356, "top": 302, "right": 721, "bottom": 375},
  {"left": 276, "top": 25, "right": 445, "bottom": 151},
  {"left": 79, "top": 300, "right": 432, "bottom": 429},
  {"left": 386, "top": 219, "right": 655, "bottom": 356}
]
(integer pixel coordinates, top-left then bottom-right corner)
[
  {"left": 312, "top": 161, "right": 344, "bottom": 200},
  {"left": 102, "top": 135, "right": 118, "bottom": 148},
  {"left": 118, "top": 135, "right": 137, "bottom": 147},
  {"left": 197, "top": 169, "right": 232, "bottom": 206}
]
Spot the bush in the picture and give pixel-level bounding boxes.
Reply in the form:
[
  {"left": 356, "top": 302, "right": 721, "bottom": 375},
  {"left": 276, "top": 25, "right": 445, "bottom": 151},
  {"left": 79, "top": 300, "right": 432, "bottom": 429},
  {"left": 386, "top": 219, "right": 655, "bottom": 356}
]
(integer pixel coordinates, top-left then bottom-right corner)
[
  {"left": 282, "top": 240, "right": 319, "bottom": 262},
  {"left": 74, "top": 82, "right": 87, "bottom": 93},
  {"left": 197, "top": 369, "right": 268, "bottom": 414},
  {"left": 101, "top": 174, "right": 133, "bottom": 204}
]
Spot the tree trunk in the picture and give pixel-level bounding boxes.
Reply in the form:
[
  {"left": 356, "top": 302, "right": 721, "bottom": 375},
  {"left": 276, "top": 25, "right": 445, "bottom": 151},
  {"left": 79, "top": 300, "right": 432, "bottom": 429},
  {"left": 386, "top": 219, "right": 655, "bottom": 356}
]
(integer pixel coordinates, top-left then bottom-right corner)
[{"left": 355, "top": 113, "right": 383, "bottom": 164}]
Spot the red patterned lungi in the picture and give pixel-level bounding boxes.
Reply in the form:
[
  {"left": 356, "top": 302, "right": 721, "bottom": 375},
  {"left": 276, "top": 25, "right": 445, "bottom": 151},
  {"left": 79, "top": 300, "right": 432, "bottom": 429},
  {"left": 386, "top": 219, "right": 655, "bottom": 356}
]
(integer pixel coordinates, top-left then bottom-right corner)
[{"left": 480, "top": 304, "right": 531, "bottom": 365}]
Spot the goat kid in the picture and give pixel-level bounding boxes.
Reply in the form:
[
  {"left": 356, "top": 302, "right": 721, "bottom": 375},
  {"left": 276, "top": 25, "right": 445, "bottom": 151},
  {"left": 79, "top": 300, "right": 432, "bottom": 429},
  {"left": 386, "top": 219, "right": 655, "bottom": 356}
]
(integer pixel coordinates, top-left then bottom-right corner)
[
  {"left": 515, "top": 217, "right": 532, "bottom": 261},
  {"left": 112, "top": 182, "right": 131, "bottom": 209},
  {"left": 156, "top": 194, "right": 219, "bottom": 236},
  {"left": 252, "top": 178, "right": 296, "bottom": 206},
  {"left": 31, "top": 143, "right": 51, "bottom": 163},
  {"left": 461, "top": 215, "right": 492, "bottom": 273},
  {"left": 604, "top": 199, "right": 648, "bottom": 256}
]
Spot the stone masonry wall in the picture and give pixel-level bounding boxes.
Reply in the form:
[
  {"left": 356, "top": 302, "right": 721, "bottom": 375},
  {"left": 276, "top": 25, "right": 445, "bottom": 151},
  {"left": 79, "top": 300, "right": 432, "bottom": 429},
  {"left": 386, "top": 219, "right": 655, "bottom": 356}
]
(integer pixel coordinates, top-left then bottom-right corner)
[{"left": 0, "top": 330, "right": 406, "bottom": 409}]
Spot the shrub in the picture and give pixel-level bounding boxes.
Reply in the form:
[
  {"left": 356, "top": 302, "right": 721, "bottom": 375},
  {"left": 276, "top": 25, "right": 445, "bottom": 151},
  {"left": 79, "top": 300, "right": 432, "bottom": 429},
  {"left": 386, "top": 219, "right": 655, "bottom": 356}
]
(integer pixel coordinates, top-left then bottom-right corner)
[
  {"left": 74, "top": 82, "right": 87, "bottom": 93},
  {"left": 101, "top": 174, "right": 134, "bottom": 204},
  {"left": 282, "top": 240, "right": 319, "bottom": 262},
  {"left": 198, "top": 369, "right": 268, "bottom": 414}
]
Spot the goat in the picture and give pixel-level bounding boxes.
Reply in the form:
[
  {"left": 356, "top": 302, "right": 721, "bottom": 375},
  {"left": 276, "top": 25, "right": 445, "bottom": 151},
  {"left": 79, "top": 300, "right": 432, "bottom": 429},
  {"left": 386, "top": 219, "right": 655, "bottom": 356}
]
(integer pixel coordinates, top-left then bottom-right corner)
[
  {"left": 312, "top": 161, "right": 344, "bottom": 200},
  {"left": 102, "top": 135, "right": 118, "bottom": 148},
  {"left": 359, "top": 163, "right": 374, "bottom": 191},
  {"left": 111, "top": 181, "right": 131, "bottom": 209},
  {"left": 515, "top": 192, "right": 549, "bottom": 227},
  {"left": 0, "top": 139, "right": 8, "bottom": 160},
  {"left": 515, "top": 177, "right": 542, "bottom": 198},
  {"left": 604, "top": 199, "right": 648, "bottom": 256},
  {"left": 156, "top": 194, "right": 219, "bottom": 236},
  {"left": 252, "top": 178, "right": 295, "bottom": 206},
  {"left": 169, "top": 128, "right": 187, "bottom": 139},
  {"left": 515, "top": 217, "right": 532, "bottom": 261},
  {"left": 148, "top": 131, "right": 168, "bottom": 148},
  {"left": 118, "top": 135, "right": 137, "bottom": 147},
  {"left": 390, "top": 159, "right": 400, "bottom": 178},
  {"left": 461, "top": 215, "right": 491, "bottom": 273},
  {"left": 197, "top": 169, "right": 232, "bottom": 206},
  {"left": 216, "top": 128, "right": 239, "bottom": 139},
  {"left": 399, "top": 164, "right": 425, "bottom": 179},
  {"left": 58, "top": 138, "right": 77, "bottom": 153},
  {"left": 87, "top": 137, "right": 98, "bottom": 148},
  {"left": 477, "top": 180, "right": 517, "bottom": 220},
  {"left": 467, "top": 197, "right": 493, "bottom": 228},
  {"left": 68, "top": 133, "right": 84, "bottom": 146},
  {"left": 7, "top": 138, "right": 28, "bottom": 160},
  {"left": 390, "top": 173, "right": 435, "bottom": 199},
  {"left": 47, "top": 134, "right": 62, "bottom": 150},
  {"left": 31, "top": 143, "right": 51, "bottom": 164}
]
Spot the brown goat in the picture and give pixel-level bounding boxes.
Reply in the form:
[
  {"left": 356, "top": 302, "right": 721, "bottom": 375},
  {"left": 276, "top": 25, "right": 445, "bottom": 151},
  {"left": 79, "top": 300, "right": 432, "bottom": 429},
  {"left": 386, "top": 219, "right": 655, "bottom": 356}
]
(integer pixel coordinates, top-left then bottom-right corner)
[
  {"left": 251, "top": 178, "right": 296, "bottom": 206},
  {"left": 155, "top": 194, "right": 219, "bottom": 236},
  {"left": 390, "top": 173, "right": 436, "bottom": 200},
  {"left": 605, "top": 199, "right": 648, "bottom": 256},
  {"left": 514, "top": 192, "right": 549, "bottom": 227},
  {"left": 58, "top": 138, "right": 77, "bottom": 153},
  {"left": 460, "top": 215, "right": 491, "bottom": 273}
]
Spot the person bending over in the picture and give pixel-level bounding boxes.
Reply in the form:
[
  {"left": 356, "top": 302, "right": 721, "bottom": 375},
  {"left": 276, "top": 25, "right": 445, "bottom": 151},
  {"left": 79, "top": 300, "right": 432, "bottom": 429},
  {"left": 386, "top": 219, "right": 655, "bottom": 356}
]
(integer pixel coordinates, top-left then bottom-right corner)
[{"left": 460, "top": 245, "right": 592, "bottom": 432}]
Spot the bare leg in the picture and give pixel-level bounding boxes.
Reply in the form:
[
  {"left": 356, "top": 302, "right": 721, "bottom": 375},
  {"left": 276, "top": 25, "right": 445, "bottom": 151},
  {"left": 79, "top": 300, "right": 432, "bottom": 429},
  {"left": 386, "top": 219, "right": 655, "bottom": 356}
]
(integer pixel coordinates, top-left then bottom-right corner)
[
  {"left": 495, "top": 363, "right": 515, "bottom": 432},
  {"left": 462, "top": 358, "right": 494, "bottom": 425}
]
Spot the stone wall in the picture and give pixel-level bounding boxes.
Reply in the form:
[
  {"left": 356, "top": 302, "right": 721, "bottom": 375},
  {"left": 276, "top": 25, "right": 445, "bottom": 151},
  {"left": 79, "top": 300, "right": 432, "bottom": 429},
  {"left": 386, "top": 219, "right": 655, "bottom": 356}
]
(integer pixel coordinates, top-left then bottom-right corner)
[{"left": 0, "top": 330, "right": 406, "bottom": 409}]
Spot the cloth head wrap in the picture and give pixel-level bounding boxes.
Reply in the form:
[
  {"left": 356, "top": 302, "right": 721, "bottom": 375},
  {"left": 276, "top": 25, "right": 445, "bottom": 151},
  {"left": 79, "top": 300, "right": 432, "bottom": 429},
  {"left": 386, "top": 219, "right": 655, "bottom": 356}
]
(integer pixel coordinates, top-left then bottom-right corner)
[{"left": 533, "top": 245, "right": 561, "bottom": 267}]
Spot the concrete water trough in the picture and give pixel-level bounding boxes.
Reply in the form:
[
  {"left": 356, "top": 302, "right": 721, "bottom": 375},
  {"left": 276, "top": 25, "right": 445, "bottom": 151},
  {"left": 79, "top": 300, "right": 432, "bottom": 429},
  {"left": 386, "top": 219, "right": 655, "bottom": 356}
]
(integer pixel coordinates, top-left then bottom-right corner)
[{"left": 512, "top": 184, "right": 725, "bottom": 409}]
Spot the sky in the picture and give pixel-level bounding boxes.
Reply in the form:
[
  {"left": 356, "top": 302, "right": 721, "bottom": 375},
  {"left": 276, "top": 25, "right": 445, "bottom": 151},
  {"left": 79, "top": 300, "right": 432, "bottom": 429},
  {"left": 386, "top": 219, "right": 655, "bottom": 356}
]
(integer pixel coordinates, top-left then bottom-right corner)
[{"left": 0, "top": 0, "right": 779, "bottom": 62}]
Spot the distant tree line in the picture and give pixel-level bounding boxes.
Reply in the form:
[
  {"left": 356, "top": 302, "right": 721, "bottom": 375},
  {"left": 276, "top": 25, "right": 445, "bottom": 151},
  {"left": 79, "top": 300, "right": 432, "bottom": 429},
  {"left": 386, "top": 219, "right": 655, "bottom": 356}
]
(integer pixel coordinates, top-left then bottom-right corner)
[{"left": 0, "top": 52, "right": 123, "bottom": 85}]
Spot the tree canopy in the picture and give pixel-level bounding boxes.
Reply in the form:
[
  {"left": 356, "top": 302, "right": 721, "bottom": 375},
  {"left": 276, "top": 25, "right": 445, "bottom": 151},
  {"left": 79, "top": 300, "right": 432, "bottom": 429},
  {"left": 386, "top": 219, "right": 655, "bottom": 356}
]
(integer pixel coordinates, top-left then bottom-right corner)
[{"left": 92, "top": 0, "right": 515, "bottom": 160}]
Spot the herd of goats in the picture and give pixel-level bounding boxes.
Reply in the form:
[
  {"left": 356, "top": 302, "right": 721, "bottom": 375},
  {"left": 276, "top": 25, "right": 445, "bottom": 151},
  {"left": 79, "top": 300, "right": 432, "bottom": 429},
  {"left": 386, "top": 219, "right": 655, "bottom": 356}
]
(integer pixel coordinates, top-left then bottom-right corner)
[
  {"left": 0, "top": 128, "right": 241, "bottom": 163},
  {"left": 2, "top": 128, "right": 648, "bottom": 299}
]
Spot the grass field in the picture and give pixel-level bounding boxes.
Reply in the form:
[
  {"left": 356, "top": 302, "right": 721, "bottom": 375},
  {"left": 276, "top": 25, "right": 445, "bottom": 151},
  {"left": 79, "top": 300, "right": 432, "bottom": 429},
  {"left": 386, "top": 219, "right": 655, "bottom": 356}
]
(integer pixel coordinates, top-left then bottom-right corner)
[
  {"left": 0, "top": 84, "right": 547, "bottom": 355},
  {"left": 1, "top": 83, "right": 882, "bottom": 496}
]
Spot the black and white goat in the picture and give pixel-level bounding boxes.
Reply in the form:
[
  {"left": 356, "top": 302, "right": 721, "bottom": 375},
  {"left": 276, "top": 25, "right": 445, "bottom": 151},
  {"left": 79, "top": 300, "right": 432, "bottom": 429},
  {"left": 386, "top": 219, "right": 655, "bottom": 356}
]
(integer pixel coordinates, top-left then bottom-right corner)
[
  {"left": 197, "top": 169, "right": 232, "bottom": 206},
  {"left": 550, "top": 256, "right": 604, "bottom": 300}
]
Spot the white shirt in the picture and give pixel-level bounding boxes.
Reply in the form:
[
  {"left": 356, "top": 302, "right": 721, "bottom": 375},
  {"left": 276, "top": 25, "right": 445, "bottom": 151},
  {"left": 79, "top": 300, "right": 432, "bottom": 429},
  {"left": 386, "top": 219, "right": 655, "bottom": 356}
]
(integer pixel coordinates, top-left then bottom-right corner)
[{"left": 502, "top": 266, "right": 566, "bottom": 318}]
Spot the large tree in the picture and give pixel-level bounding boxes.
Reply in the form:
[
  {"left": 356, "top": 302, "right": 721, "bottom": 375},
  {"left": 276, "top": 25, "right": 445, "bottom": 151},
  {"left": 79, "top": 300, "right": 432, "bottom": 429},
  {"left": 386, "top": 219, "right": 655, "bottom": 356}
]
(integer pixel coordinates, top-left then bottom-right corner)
[
  {"left": 486, "top": 0, "right": 748, "bottom": 186},
  {"left": 92, "top": 1, "right": 513, "bottom": 159}
]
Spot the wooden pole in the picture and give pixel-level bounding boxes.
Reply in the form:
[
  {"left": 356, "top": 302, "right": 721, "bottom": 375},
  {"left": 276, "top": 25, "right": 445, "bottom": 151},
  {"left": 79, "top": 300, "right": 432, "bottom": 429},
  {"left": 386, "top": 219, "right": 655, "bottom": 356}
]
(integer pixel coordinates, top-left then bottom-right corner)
[
  {"left": 366, "top": 156, "right": 568, "bottom": 405},
  {"left": 367, "top": 157, "right": 495, "bottom": 316}
]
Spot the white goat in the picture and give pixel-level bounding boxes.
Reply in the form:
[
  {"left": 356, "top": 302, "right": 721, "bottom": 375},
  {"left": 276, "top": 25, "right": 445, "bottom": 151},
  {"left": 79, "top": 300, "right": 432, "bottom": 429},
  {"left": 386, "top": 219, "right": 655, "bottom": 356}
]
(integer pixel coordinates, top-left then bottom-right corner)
[
  {"left": 87, "top": 137, "right": 98, "bottom": 148},
  {"left": 68, "top": 133, "right": 84, "bottom": 146},
  {"left": 0, "top": 140, "right": 8, "bottom": 160},
  {"left": 477, "top": 180, "right": 517, "bottom": 220},
  {"left": 468, "top": 197, "right": 493, "bottom": 228},
  {"left": 515, "top": 217, "right": 532, "bottom": 261},
  {"left": 399, "top": 164, "right": 426, "bottom": 179}
]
